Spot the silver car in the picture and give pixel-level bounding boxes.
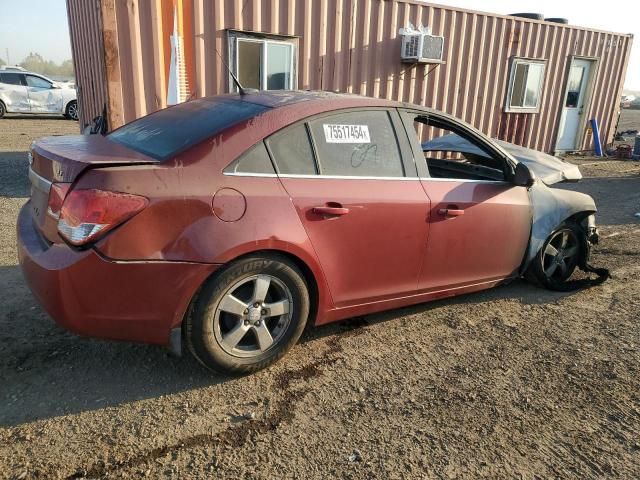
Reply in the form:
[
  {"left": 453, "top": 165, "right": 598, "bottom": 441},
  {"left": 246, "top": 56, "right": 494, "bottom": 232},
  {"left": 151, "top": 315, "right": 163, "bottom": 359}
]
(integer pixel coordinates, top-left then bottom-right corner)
[{"left": 0, "top": 67, "right": 78, "bottom": 120}]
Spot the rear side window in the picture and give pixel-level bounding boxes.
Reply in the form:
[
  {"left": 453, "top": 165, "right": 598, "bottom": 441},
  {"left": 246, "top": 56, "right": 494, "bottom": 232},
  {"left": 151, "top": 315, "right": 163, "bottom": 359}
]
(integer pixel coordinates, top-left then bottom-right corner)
[
  {"left": 0, "top": 73, "right": 24, "bottom": 85},
  {"left": 108, "top": 98, "right": 270, "bottom": 161},
  {"left": 266, "top": 123, "right": 317, "bottom": 175},
  {"left": 307, "top": 111, "right": 404, "bottom": 177},
  {"left": 224, "top": 141, "right": 275, "bottom": 174}
]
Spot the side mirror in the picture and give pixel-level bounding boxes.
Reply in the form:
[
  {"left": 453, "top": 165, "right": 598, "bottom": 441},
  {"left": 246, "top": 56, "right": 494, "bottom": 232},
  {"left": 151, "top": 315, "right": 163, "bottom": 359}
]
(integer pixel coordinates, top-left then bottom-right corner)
[{"left": 514, "top": 162, "right": 535, "bottom": 187}]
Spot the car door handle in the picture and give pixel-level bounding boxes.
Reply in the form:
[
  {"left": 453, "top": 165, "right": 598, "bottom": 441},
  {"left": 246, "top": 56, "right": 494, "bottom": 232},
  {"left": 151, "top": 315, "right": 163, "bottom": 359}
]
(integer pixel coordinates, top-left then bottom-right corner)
[
  {"left": 313, "top": 205, "right": 349, "bottom": 216},
  {"left": 438, "top": 208, "right": 464, "bottom": 217}
]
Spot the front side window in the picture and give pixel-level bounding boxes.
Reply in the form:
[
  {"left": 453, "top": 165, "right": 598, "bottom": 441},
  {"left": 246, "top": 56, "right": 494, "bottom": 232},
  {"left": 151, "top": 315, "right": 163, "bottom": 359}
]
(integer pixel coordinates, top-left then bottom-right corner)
[
  {"left": 26, "top": 75, "right": 52, "bottom": 89},
  {"left": 505, "top": 58, "right": 546, "bottom": 112},
  {"left": 404, "top": 113, "right": 507, "bottom": 181},
  {"left": 307, "top": 111, "right": 405, "bottom": 178},
  {"left": 230, "top": 31, "right": 296, "bottom": 91}
]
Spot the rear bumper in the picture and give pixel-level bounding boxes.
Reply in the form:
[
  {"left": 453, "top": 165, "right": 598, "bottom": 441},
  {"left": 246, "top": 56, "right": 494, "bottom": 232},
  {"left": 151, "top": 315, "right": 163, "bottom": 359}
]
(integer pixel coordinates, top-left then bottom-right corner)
[{"left": 17, "top": 203, "right": 218, "bottom": 345}]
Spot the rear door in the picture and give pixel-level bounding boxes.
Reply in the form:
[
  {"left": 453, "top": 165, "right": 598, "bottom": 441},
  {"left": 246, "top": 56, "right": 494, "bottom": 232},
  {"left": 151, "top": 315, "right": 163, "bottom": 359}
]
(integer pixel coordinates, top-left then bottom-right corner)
[
  {"left": 268, "top": 109, "right": 430, "bottom": 308},
  {"left": 0, "top": 72, "right": 30, "bottom": 112},
  {"left": 400, "top": 110, "right": 532, "bottom": 291},
  {"left": 25, "top": 74, "right": 63, "bottom": 113}
]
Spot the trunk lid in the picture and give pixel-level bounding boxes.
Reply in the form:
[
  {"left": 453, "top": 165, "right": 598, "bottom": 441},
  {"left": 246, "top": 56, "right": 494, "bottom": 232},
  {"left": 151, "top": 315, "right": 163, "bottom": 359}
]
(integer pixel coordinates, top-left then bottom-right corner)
[{"left": 28, "top": 135, "right": 155, "bottom": 243}]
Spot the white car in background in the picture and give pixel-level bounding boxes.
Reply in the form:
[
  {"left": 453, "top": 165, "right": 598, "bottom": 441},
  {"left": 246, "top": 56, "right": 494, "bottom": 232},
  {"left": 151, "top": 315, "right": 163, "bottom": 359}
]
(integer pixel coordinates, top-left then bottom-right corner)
[{"left": 0, "top": 66, "right": 78, "bottom": 120}]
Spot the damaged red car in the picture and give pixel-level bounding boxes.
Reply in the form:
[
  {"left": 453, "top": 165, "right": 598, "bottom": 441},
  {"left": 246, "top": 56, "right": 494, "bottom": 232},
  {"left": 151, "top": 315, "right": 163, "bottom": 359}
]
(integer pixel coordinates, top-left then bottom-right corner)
[{"left": 17, "top": 91, "right": 600, "bottom": 373}]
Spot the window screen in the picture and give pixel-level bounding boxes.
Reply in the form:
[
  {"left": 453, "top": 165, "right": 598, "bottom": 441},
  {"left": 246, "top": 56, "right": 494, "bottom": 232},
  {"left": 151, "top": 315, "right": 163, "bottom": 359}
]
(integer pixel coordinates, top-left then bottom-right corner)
[
  {"left": 506, "top": 59, "right": 545, "bottom": 111},
  {"left": 224, "top": 141, "right": 275, "bottom": 174},
  {"left": 237, "top": 40, "right": 262, "bottom": 89},
  {"left": 232, "top": 34, "right": 295, "bottom": 91},
  {"left": 308, "top": 111, "right": 404, "bottom": 177},
  {"left": 109, "top": 98, "right": 269, "bottom": 161},
  {"left": 266, "top": 123, "right": 316, "bottom": 175}
]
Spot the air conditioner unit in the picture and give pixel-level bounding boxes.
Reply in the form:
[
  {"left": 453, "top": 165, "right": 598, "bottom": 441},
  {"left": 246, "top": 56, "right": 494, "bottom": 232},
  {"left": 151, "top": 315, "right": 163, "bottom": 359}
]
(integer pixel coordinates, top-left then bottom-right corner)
[{"left": 400, "top": 28, "right": 445, "bottom": 63}]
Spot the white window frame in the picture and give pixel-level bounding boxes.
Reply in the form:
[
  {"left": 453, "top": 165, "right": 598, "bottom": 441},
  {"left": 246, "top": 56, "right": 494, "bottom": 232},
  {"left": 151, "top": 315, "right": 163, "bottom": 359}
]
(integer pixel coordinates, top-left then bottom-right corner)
[
  {"left": 227, "top": 30, "right": 297, "bottom": 92},
  {"left": 504, "top": 57, "right": 546, "bottom": 113}
]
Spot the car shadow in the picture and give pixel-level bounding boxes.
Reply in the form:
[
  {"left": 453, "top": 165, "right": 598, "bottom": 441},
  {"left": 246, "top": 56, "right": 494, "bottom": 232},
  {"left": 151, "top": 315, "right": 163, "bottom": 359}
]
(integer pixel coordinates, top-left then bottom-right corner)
[
  {"left": 2, "top": 114, "right": 70, "bottom": 121},
  {"left": 0, "top": 262, "right": 583, "bottom": 427}
]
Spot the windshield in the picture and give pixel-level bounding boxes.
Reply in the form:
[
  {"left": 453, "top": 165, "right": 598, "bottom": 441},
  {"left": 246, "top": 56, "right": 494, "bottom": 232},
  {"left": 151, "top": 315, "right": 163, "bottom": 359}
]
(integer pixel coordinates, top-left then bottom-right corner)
[{"left": 108, "top": 98, "right": 270, "bottom": 161}]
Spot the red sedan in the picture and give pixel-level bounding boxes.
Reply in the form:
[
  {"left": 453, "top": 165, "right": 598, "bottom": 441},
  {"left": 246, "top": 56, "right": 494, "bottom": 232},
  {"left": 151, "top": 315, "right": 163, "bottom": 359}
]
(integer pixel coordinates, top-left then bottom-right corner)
[{"left": 17, "top": 91, "right": 599, "bottom": 373}]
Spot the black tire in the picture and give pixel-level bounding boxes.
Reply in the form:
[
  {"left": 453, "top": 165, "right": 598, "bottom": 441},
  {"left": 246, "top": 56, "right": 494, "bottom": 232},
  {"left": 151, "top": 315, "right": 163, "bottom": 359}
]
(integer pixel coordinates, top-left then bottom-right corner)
[
  {"left": 185, "top": 254, "right": 310, "bottom": 374},
  {"left": 64, "top": 100, "right": 78, "bottom": 120},
  {"left": 527, "top": 222, "right": 585, "bottom": 290},
  {"left": 0, "top": 101, "right": 6, "bottom": 118}
]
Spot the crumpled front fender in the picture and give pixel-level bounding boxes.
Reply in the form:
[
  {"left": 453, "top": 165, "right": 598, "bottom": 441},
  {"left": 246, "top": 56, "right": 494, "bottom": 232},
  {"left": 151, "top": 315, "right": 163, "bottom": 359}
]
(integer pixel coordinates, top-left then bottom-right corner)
[{"left": 524, "top": 181, "right": 597, "bottom": 269}]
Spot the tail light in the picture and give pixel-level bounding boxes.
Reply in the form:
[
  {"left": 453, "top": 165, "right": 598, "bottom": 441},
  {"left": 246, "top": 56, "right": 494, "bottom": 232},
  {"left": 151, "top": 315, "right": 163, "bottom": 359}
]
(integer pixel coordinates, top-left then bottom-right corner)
[
  {"left": 57, "top": 189, "right": 148, "bottom": 246},
  {"left": 47, "top": 183, "right": 71, "bottom": 220}
]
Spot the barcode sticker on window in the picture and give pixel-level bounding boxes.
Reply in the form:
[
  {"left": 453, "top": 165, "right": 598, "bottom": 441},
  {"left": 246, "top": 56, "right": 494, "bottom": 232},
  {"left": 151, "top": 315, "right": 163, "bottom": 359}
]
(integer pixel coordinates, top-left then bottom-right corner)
[{"left": 323, "top": 124, "right": 371, "bottom": 143}]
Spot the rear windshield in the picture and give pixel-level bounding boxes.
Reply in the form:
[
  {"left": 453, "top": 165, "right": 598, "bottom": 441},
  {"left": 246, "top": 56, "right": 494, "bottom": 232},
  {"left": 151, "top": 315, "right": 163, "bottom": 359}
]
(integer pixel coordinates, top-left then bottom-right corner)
[{"left": 108, "top": 98, "right": 270, "bottom": 161}]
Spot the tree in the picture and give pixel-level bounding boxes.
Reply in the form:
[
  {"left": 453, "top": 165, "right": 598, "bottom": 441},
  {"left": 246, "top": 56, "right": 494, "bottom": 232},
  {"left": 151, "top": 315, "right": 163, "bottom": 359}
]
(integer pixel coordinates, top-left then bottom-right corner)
[{"left": 18, "top": 52, "right": 74, "bottom": 78}]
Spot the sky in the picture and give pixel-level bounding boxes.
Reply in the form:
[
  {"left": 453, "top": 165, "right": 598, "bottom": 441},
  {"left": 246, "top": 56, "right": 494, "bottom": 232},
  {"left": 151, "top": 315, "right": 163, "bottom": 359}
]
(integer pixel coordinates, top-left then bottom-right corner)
[
  {"left": 0, "top": 0, "right": 71, "bottom": 64},
  {"left": 429, "top": 0, "right": 639, "bottom": 91},
  {"left": 0, "top": 0, "right": 637, "bottom": 90}
]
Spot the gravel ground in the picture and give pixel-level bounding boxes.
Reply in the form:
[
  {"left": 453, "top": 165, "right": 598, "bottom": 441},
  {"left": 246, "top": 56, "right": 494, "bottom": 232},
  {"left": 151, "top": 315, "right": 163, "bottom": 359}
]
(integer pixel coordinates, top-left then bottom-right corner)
[{"left": 1, "top": 114, "right": 639, "bottom": 479}]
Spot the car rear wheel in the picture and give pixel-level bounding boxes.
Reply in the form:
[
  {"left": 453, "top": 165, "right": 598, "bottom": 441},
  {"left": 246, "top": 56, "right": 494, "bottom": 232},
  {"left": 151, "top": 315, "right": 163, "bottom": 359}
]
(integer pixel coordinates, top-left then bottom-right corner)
[
  {"left": 65, "top": 100, "right": 78, "bottom": 120},
  {"left": 0, "top": 101, "right": 6, "bottom": 118},
  {"left": 185, "top": 254, "right": 310, "bottom": 374},
  {"left": 528, "top": 222, "right": 584, "bottom": 290}
]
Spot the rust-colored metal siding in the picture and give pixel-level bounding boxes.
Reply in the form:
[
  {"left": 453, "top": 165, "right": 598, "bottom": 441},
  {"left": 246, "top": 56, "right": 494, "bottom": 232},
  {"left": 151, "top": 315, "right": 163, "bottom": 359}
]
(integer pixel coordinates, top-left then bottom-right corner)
[
  {"left": 66, "top": 0, "right": 633, "bottom": 153},
  {"left": 66, "top": 0, "right": 109, "bottom": 129}
]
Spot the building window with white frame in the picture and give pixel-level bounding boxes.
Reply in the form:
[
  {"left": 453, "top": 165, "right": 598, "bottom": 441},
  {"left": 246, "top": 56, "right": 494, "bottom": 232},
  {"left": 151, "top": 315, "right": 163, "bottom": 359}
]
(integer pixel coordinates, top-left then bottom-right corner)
[
  {"left": 228, "top": 31, "right": 297, "bottom": 91},
  {"left": 505, "top": 58, "right": 546, "bottom": 112}
]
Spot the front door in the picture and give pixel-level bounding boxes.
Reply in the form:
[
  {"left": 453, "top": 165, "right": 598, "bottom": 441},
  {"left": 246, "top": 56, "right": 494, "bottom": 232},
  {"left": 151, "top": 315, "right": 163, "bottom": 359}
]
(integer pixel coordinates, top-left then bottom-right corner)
[
  {"left": 400, "top": 110, "right": 532, "bottom": 291},
  {"left": 266, "top": 110, "right": 430, "bottom": 307},
  {"left": 25, "top": 74, "right": 62, "bottom": 113},
  {"left": 556, "top": 58, "right": 594, "bottom": 151}
]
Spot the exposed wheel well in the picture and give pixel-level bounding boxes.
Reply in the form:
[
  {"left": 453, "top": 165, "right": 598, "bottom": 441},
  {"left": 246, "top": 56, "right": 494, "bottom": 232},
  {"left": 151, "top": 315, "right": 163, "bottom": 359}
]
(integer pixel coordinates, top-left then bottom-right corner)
[
  {"left": 182, "top": 249, "right": 319, "bottom": 330},
  {"left": 65, "top": 99, "right": 77, "bottom": 112}
]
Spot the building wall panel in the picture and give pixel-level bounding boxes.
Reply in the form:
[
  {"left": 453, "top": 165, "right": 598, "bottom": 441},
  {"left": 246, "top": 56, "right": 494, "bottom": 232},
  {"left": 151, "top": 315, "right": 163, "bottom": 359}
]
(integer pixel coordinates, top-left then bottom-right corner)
[{"left": 67, "top": 0, "right": 632, "bottom": 153}]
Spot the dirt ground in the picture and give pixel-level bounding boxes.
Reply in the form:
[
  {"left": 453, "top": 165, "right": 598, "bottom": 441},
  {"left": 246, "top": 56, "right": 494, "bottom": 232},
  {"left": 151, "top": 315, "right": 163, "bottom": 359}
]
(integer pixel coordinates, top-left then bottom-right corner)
[{"left": 0, "top": 112, "right": 639, "bottom": 480}]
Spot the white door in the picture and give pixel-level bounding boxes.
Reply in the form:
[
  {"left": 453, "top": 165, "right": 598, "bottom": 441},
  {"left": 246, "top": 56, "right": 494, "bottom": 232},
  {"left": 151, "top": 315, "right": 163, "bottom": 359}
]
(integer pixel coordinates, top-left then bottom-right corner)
[
  {"left": 25, "top": 74, "right": 63, "bottom": 113},
  {"left": 556, "top": 59, "right": 593, "bottom": 151},
  {"left": 0, "top": 72, "right": 30, "bottom": 112}
]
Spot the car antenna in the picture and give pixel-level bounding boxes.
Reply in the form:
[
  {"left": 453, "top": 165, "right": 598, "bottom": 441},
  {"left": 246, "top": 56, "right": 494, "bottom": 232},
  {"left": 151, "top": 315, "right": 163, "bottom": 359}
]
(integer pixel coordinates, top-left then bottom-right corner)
[{"left": 215, "top": 48, "right": 247, "bottom": 96}]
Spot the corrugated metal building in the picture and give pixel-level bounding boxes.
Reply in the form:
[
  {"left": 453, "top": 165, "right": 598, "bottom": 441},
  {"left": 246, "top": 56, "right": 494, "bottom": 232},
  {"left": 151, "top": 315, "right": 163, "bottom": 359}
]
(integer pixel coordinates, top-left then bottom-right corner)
[{"left": 66, "top": 0, "right": 633, "bottom": 154}]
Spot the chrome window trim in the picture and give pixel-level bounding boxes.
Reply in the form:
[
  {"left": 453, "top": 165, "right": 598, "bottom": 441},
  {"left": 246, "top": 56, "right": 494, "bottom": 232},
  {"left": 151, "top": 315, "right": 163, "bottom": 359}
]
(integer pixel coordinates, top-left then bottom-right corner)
[
  {"left": 223, "top": 171, "right": 509, "bottom": 184},
  {"left": 223, "top": 172, "right": 279, "bottom": 178},
  {"left": 419, "top": 178, "right": 510, "bottom": 185},
  {"left": 28, "top": 167, "right": 52, "bottom": 194}
]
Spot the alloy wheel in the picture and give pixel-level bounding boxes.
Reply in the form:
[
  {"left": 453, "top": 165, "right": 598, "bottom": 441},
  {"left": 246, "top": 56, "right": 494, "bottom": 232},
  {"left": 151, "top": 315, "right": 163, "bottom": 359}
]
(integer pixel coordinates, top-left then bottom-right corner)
[
  {"left": 68, "top": 102, "right": 78, "bottom": 120},
  {"left": 542, "top": 229, "right": 580, "bottom": 281},
  {"left": 213, "top": 274, "right": 293, "bottom": 358}
]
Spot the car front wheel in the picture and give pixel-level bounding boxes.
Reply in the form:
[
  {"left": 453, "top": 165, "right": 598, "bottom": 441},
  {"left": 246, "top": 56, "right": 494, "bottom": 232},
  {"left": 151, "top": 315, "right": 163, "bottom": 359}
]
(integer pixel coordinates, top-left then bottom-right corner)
[
  {"left": 185, "top": 254, "right": 310, "bottom": 374},
  {"left": 65, "top": 100, "right": 78, "bottom": 120},
  {"left": 528, "top": 222, "right": 584, "bottom": 290}
]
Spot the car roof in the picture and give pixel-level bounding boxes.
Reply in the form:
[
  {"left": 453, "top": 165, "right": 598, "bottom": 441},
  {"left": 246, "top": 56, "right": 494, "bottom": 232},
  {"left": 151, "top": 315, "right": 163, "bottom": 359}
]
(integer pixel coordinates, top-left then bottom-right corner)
[{"left": 215, "top": 90, "right": 405, "bottom": 110}]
